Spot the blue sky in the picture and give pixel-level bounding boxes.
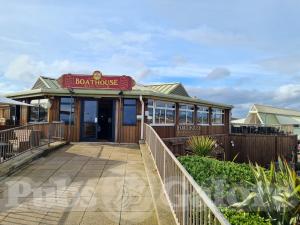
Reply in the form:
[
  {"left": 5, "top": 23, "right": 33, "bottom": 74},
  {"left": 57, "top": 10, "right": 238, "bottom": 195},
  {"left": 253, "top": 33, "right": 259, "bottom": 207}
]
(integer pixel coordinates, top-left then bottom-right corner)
[{"left": 1, "top": 0, "right": 300, "bottom": 117}]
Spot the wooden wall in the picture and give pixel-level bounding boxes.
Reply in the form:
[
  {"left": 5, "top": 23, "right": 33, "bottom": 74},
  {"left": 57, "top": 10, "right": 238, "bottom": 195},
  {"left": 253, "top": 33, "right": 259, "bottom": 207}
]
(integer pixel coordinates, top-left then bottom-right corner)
[{"left": 153, "top": 126, "right": 176, "bottom": 138}]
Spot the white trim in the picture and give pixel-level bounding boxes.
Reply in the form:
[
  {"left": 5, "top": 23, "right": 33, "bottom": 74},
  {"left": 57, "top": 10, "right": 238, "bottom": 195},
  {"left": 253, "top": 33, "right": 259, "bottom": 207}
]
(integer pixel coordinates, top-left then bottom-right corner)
[
  {"left": 197, "top": 123, "right": 210, "bottom": 126},
  {"left": 150, "top": 123, "right": 175, "bottom": 127}
]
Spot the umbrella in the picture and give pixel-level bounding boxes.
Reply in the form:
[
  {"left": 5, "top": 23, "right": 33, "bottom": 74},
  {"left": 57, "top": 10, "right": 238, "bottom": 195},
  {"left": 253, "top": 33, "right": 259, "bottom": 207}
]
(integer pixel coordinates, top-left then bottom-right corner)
[{"left": 0, "top": 96, "right": 33, "bottom": 106}]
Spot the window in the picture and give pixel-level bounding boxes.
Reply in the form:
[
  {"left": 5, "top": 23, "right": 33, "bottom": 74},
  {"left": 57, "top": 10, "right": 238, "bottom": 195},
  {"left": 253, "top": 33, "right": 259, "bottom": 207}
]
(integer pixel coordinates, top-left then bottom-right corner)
[
  {"left": 147, "top": 100, "right": 175, "bottom": 125},
  {"left": 211, "top": 108, "right": 224, "bottom": 125},
  {"left": 179, "top": 104, "right": 194, "bottom": 124},
  {"left": 29, "top": 99, "right": 49, "bottom": 122},
  {"left": 123, "top": 99, "right": 137, "bottom": 125},
  {"left": 197, "top": 106, "right": 209, "bottom": 125},
  {"left": 60, "top": 98, "right": 75, "bottom": 124}
]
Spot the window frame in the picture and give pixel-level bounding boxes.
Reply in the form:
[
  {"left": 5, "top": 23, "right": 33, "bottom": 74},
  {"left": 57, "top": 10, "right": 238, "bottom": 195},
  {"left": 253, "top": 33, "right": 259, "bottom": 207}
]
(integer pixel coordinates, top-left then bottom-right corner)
[
  {"left": 123, "top": 98, "right": 137, "bottom": 126},
  {"left": 179, "top": 104, "right": 195, "bottom": 125},
  {"left": 196, "top": 106, "right": 209, "bottom": 126},
  {"left": 29, "top": 99, "right": 49, "bottom": 122},
  {"left": 211, "top": 108, "right": 225, "bottom": 125},
  {"left": 147, "top": 99, "right": 176, "bottom": 126},
  {"left": 59, "top": 97, "right": 75, "bottom": 125}
]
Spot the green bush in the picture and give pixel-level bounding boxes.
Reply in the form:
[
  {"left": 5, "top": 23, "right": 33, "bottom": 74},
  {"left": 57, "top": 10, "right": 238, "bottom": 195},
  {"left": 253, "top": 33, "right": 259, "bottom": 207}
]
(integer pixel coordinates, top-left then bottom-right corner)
[
  {"left": 220, "top": 208, "right": 271, "bottom": 225},
  {"left": 178, "top": 156, "right": 254, "bottom": 203},
  {"left": 187, "top": 136, "right": 216, "bottom": 156}
]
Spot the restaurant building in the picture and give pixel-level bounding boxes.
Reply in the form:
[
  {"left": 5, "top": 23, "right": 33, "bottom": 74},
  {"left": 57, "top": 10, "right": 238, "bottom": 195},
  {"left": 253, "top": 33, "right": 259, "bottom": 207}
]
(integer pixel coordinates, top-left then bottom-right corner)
[{"left": 1, "top": 71, "right": 232, "bottom": 143}]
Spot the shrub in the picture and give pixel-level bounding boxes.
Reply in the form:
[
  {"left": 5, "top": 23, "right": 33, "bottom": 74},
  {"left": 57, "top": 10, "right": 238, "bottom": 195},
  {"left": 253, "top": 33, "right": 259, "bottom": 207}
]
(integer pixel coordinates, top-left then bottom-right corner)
[
  {"left": 232, "top": 158, "right": 300, "bottom": 225},
  {"left": 220, "top": 208, "right": 271, "bottom": 225},
  {"left": 178, "top": 156, "right": 254, "bottom": 203},
  {"left": 187, "top": 136, "right": 216, "bottom": 156}
]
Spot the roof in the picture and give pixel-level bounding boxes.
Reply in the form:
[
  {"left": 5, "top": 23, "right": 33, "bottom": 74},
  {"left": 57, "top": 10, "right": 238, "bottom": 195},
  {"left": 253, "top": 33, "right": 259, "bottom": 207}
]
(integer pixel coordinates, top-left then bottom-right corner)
[
  {"left": 247, "top": 104, "right": 300, "bottom": 125},
  {"left": 252, "top": 104, "right": 300, "bottom": 117},
  {"left": 5, "top": 76, "right": 233, "bottom": 109},
  {"left": 231, "top": 118, "right": 246, "bottom": 124},
  {"left": 145, "top": 83, "right": 190, "bottom": 97}
]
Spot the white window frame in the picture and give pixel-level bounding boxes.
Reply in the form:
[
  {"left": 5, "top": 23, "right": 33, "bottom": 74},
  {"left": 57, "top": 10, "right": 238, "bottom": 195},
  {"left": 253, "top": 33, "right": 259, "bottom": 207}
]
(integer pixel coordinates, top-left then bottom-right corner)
[
  {"left": 147, "top": 100, "right": 176, "bottom": 126},
  {"left": 197, "top": 106, "right": 209, "bottom": 125},
  {"left": 211, "top": 108, "right": 224, "bottom": 125},
  {"left": 179, "top": 104, "right": 194, "bottom": 125}
]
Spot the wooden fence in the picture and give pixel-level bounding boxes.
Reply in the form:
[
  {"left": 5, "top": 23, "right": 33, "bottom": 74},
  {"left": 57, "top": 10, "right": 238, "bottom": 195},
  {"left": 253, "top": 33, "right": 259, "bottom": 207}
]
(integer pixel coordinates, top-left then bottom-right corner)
[
  {"left": 163, "top": 134, "right": 298, "bottom": 167},
  {"left": 230, "top": 134, "right": 297, "bottom": 167}
]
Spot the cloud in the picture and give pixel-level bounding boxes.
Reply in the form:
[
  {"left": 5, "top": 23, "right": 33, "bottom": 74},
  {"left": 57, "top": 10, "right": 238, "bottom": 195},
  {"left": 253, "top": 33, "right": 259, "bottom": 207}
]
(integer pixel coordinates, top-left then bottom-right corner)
[
  {"left": 68, "top": 29, "right": 153, "bottom": 58},
  {"left": 3, "top": 55, "right": 91, "bottom": 83},
  {"left": 258, "top": 55, "right": 300, "bottom": 74},
  {"left": 206, "top": 67, "right": 231, "bottom": 80},
  {"left": 169, "top": 26, "right": 250, "bottom": 46},
  {"left": 186, "top": 85, "right": 300, "bottom": 117}
]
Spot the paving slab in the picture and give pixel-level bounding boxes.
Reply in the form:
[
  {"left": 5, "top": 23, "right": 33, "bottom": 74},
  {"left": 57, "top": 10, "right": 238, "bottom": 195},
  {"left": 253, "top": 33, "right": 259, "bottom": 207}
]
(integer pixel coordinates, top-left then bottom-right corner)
[{"left": 0, "top": 143, "right": 162, "bottom": 225}]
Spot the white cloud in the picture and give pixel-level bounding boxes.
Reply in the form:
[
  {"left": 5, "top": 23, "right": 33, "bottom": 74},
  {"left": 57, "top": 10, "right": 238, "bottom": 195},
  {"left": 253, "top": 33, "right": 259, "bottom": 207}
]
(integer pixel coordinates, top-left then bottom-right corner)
[
  {"left": 3, "top": 55, "right": 92, "bottom": 83},
  {"left": 68, "top": 29, "right": 153, "bottom": 59},
  {"left": 258, "top": 55, "right": 300, "bottom": 74},
  {"left": 206, "top": 67, "right": 230, "bottom": 79},
  {"left": 274, "top": 84, "right": 300, "bottom": 102}
]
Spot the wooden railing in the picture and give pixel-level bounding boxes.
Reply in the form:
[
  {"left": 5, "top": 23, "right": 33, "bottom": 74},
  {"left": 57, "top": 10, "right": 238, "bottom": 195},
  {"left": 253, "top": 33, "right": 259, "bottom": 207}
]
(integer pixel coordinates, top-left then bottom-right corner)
[
  {"left": 0, "top": 122, "right": 64, "bottom": 163},
  {"left": 144, "top": 124, "right": 230, "bottom": 225}
]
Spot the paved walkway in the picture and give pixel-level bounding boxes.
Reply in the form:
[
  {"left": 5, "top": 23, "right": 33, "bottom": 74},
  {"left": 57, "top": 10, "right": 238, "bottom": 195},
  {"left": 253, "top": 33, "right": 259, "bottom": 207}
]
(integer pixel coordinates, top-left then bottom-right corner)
[{"left": 0, "top": 143, "right": 159, "bottom": 225}]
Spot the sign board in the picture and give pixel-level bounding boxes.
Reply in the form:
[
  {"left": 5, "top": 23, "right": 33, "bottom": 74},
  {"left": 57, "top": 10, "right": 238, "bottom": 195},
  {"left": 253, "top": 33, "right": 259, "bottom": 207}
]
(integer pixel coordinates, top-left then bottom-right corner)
[
  {"left": 176, "top": 125, "right": 207, "bottom": 137},
  {"left": 58, "top": 71, "right": 135, "bottom": 91}
]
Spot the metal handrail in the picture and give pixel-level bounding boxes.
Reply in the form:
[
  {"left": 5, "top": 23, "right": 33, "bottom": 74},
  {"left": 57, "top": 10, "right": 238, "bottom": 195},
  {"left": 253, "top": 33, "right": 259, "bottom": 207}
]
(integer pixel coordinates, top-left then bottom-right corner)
[
  {"left": 144, "top": 123, "right": 230, "bottom": 225},
  {"left": 0, "top": 122, "right": 64, "bottom": 163}
]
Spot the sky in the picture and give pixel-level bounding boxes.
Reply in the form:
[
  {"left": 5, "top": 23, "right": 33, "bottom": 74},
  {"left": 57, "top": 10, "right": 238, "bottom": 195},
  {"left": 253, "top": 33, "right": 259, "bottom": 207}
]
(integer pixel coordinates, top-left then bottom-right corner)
[{"left": 0, "top": 0, "right": 300, "bottom": 117}]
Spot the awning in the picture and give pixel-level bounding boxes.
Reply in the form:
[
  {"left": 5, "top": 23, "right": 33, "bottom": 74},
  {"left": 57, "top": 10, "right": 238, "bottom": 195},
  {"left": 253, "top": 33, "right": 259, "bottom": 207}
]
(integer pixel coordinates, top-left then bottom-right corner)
[{"left": 0, "top": 96, "right": 33, "bottom": 106}]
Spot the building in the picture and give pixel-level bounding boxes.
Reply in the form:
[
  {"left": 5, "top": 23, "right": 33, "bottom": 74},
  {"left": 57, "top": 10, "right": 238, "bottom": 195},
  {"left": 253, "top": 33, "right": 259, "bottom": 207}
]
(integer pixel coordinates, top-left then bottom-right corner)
[
  {"left": 232, "top": 104, "right": 300, "bottom": 138},
  {"left": 0, "top": 71, "right": 232, "bottom": 143}
]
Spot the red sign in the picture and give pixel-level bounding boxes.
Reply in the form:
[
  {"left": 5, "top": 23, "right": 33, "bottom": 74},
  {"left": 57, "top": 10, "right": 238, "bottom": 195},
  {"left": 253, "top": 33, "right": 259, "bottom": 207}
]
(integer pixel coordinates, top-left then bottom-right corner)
[{"left": 58, "top": 72, "right": 135, "bottom": 91}]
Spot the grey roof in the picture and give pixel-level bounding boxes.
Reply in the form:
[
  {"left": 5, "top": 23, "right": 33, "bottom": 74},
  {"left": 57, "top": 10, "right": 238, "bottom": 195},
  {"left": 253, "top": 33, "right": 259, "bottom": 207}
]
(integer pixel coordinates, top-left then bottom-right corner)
[{"left": 6, "top": 76, "right": 233, "bottom": 109}]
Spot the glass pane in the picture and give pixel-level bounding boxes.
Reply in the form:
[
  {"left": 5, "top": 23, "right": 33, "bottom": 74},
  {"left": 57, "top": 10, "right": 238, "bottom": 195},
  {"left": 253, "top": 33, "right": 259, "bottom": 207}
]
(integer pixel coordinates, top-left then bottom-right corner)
[
  {"left": 166, "top": 103, "right": 175, "bottom": 109},
  {"left": 187, "top": 105, "right": 194, "bottom": 111},
  {"left": 155, "top": 108, "right": 165, "bottom": 124},
  {"left": 83, "top": 100, "right": 97, "bottom": 139},
  {"left": 197, "top": 112, "right": 209, "bottom": 124},
  {"left": 148, "top": 107, "right": 153, "bottom": 124},
  {"left": 148, "top": 99, "right": 153, "bottom": 106},
  {"left": 123, "top": 105, "right": 136, "bottom": 125},
  {"left": 29, "top": 107, "right": 39, "bottom": 122},
  {"left": 166, "top": 110, "right": 175, "bottom": 124},
  {"left": 179, "top": 111, "right": 186, "bottom": 124},
  {"left": 179, "top": 104, "right": 186, "bottom": 110},
  {"left": 156, "top": 101, "right": 165, "bottom": 108},
  {"left": 187, "top": 111, "right": 194, "bottom": 124},
  {"left": 124, "top": 99, "right": 136, "bottom": 105},
  {"left": 39, "top": 107, "right": 48, "bottom": 122},
  {"left": 60, "top": 98, "right": 74, "bottom": 124}
]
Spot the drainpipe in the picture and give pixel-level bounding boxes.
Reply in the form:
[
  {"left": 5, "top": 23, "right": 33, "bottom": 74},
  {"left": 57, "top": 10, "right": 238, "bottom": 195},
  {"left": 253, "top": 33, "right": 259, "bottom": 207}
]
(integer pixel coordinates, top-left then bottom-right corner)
[{"left": 139, "top": 95, "right": 144, "bottom": 140}]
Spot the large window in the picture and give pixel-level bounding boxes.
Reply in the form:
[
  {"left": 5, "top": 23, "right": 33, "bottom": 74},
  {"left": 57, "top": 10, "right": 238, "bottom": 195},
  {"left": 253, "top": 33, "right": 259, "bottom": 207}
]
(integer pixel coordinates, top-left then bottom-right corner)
[
  {"left": 211, "top": 108, "right": 224, "bottom": 125},
  {"left": 29, "top": 99, "right": 49, "bottom": 122},
  {"left": 60, "top": 98, "right": 75, "bottom": 124},
  {"left": 179, "top": 104, "right": 194, "bottom": 124},
  {"left": 197, "top": 106, "right": 209, "bottom": 125},
  {"left": 147, "top": 100, "right": 175, "bottom": 125},
  {"left": 123, "top": 99, "right": 137, "bottom": 125}
]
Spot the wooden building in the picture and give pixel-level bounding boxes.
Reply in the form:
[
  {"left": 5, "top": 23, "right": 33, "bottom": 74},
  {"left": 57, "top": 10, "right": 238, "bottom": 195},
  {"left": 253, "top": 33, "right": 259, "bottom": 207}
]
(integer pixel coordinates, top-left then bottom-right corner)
[{"left": 1, "top": 71, "right": 233, "bottom": 143}]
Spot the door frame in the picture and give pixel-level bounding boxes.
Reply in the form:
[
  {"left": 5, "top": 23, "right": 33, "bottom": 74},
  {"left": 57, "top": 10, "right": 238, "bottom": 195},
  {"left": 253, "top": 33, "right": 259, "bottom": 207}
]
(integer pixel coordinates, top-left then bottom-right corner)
[{"left": 80, "top": 98, "right": 116, "bottom": 142}]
